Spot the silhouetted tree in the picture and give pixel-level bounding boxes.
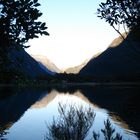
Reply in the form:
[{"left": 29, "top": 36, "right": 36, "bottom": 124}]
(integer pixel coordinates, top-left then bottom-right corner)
[
  {"left": 97, "top": 0, "right": 140, "bottom": 38},
  {"left": 93, "top": 119, "right": 122, "bottom": 140},
  {"left": 45, "top": 103, "right": 124, "bottom": 140},
  {"left": 45, "top": 103, "right": 95, "bottom": 140},
  {"left": 0, "top": 0, "right": 49, "bottom": 48}
]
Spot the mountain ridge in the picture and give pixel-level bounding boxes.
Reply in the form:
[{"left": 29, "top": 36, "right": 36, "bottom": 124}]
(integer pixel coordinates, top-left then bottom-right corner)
[
  {"left": 32, "top": 55, "right": 62, "bottom": 73},
  {"left": 79, "top": 30, "right": 140, "bottom": 81},
  {"left": 0, "top": 44, "right": 53, "bottom": 82}
]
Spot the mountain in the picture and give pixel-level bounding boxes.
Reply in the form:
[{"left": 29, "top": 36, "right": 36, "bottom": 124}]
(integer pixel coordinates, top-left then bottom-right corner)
[
  {"left": 0, "top": 87, "right": 47, "bottom": 128},
  {"left": 64, "top": 59, "right": 89, "bottom": 74},
  {"left": 32, "top": 55, "right": 61, "bottom": 73},
  {"left": 64, "top": 53, "right": 101, "bottom": 74},
  {"left": 0, "top": 44, "right": 53, "bottom": 82},
  {"left": 79, "top": 30, "right": 140, "bottom": 81},
  {"left": 37, "top": 62, "right": 56, "bottom": 76}
]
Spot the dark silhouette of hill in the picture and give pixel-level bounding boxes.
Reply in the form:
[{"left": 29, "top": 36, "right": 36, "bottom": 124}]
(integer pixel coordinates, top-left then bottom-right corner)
[
  {"left": 80, "top": 86, "right": 140, "bottom": 138},
  {"left": 0, "top": 87, "right": 48, "bottom": 128},
  {"left": 64, "top": 53, "right": 101, "bottom": 74},
  {"left": 79, "top": 30, "right": 140, "bottom": 81},
  {"left": 0, "top": 45, "right": 53, "bottom": 83}
]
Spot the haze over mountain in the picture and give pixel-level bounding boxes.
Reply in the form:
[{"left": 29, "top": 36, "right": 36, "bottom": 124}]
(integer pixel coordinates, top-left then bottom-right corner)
[
  {"left": 64, "top": 59, "right": 89, "bottom": 74},
  {"left": 32, "top": 54, "right": 92, "bottom": 74},
  {"left": 32, "top": 55, "right": 62, "bottom": 73},
  {"left": 79, "top": 30, "right": 140, "bottom": 81},
  {"left": 64, "top": 53, "right": 101, "bottom": 74}
]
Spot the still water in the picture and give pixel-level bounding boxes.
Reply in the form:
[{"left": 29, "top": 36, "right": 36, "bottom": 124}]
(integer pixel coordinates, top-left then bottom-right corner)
[{"left": 0, "top": 86, "right": 140, "bottom": 140}]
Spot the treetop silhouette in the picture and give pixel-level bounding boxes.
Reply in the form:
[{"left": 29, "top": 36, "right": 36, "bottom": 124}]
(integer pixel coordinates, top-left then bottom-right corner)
[
  {"left": 0, "top": 0, "right": 49, "bottom": 48},
  {"left": 97, "top": 0, "right": 140, "bottom": 38}
]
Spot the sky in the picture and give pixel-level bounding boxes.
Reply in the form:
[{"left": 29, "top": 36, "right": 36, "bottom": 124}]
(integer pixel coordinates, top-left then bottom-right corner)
[{"left": 26, "top": 0, "right": 119, "bottom": 70}]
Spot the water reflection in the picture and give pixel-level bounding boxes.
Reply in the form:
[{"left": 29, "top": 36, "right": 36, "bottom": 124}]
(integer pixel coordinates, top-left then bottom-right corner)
[
  {"left": 45, "top": 103, "right": 123, "bottom": 140},
  {"left": 45, "top": 103, "right": 95, "bottom": 140},
  {"left": 0, "top": 124, "right": 8, "bottom": 139},
  {"left": 0, "top": 86, "right": 139, "bottom": 140},
  {"left": 79, "top": 86, "right": 140, "bottom": 137},
  {"left": 0, "top": 87, "right": 48, "bottom": 140}
]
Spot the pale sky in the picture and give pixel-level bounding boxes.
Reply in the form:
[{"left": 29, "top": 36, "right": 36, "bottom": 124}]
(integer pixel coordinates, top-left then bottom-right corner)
[{"left": 26, "top": 0, "right": 119, "bottom": 70}]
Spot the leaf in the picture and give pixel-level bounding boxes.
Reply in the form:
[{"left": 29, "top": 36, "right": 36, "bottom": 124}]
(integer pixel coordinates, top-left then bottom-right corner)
[
  {"left": 23, "top": 45, "right": 30, "bottom": 48},
  {"left": 41, "top": 22, "right": 46, "bottom": 28},
  {"left": 99, "top": 4, "right": 103, "bottom": 8},
  {"left": 110, "top": 21, "right": 114, "bottom": 26},
  {"left": 33, "top": 35, "right": 39, "bottom": 38},
  {"left": 34, "top": 3, "right": 41, "bottom": 7},
  {"left": 37, "top": 12, "right": 42, "bottom": 17},
  {"left": 36, "top": 21, "right": 42, "bottom": 25},
  {"left": 33, "top": 0, "right": 38, "bottom": 3},
  {"left": 42, "top": 31, "right": 49, "bottom": 36},
  {"left": 29, "top": 2, "right": 33, "bottom": 6},
  {"left": 101, "top": 2, "right": 105, "bottom": 6},
  {"left": 42, "top": 26, "right": 48, "bottom": 30},
  {"left": 26, "top": 0, "right": 30, "bottom": 3}
]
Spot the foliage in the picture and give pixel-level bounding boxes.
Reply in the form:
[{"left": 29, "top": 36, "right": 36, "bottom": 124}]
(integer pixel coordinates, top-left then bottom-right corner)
[
  {"left": 97, "top": 0, "right": 140, "bottom": 38},
  {"left": 0, "top": 0, "right": 49, "bottom": 48},
  {"left": 93, "top": 119, "right": 122, "bottom": 140},
  {"left": 45, "top": 103, "right": 95, "bottom": 140},
  {"left": 45, "top": 103, "right": 125, "bottom": 140}
]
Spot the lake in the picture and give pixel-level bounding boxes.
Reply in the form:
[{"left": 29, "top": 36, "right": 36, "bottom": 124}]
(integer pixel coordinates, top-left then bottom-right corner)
[{"left": 0, "top": 85, "right": 140, "bottom": 140}]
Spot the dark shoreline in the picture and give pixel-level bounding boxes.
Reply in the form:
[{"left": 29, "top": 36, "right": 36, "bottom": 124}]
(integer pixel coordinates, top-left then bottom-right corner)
[{"left": 1, "top": 81, "right": 140, "bottom": 88}]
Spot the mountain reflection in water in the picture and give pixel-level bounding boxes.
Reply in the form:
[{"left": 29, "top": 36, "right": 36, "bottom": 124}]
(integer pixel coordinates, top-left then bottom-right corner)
[{"left": 0, "top": 86, "right": 139, "bottom": 140}]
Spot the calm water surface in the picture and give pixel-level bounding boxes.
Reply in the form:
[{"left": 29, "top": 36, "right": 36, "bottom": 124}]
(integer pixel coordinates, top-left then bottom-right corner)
[{"left": 0, "top": 86, "right": 140, "bottom": 140}]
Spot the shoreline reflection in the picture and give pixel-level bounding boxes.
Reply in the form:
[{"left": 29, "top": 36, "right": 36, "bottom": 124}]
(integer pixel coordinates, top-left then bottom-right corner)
[{"left": 0, "top": 86, "right": 139, "bottom": 140}]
